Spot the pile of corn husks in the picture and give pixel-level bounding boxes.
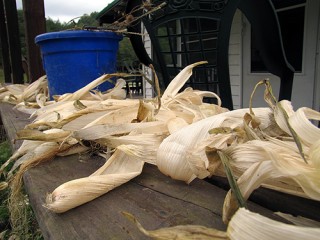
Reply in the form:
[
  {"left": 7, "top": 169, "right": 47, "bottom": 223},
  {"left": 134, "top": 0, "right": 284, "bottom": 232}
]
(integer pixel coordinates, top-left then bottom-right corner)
[{"left": 1, "top": 62, "right": 320, "bottom": 239}]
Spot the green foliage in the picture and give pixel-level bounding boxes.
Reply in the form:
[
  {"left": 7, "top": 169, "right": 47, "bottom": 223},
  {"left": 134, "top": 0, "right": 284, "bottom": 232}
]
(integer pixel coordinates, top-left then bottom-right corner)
[
  {"left": 46, "top": 17, "right": 71, "bottom": 32},
  {"left": 117, "top": 37, "right": 139, "bottom": 68},
  {"left": 0, "top": 141, "right": 43, "bottom": 240},
  {"left": 0, "top": 141, "right": 11, "bottom": 163},
  {"left": 75, "top": 12, "right": 99, "bottom": 28},
  {"left": 0, "top": 70, "right": 4, "bottom": 83},
  {"left": 0, "top": 141, "right": 11, "bottom": 236},
  {"left": 46, "top": 12, "right": 99, "bottom": 32}
]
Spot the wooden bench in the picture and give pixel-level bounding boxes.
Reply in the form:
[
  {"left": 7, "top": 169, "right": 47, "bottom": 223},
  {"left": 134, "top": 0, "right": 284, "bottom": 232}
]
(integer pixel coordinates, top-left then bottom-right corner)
[{"left": 0, "top": 102, "right": 319, "bottom": 239}]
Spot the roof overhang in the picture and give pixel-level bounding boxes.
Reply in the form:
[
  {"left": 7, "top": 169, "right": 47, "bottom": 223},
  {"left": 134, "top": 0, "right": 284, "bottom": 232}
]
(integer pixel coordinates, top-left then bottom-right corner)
[{"left": 96, "top": 0, "right": 128, "bottom": 24}]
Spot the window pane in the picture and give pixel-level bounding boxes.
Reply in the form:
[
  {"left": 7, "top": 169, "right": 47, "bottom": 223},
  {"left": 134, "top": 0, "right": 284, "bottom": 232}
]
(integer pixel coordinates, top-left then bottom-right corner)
[
  {"left": 251, "top": 3, "right": 305, "bottom": 73},
  {"left": 182, "top": 18, "right": 198, "bottom": 34},
  {"left": 199, "top": 18, "right": 219, "bottom": 32},
  {"left": 204, "top": 51, "right": 217, "bottom": 65},
  {"left": 201, "top": 33, "right": 218, "bottom": 50},
  {"left": 184, "top": 35, "right": 201, "bottom": 51},
  {"left": 156, "top": 26, "right": 168, "bottom": 37},
  {"left": 158, "top": 37, "right": 170, "bottom": 53},
  {"left": 278, "top": 6, "right": 305, "bottom": 72}
]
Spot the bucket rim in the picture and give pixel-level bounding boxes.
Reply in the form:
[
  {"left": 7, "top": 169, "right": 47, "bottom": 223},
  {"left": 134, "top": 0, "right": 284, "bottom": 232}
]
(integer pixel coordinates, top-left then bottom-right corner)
[{"left": 35, "top": 30, "right": 123, "bottom": 43}]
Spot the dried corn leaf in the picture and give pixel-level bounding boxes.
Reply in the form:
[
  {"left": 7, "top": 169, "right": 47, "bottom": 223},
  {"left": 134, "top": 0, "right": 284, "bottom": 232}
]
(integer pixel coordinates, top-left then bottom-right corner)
[
  {"left": 16, "top": 128, "right": 71, "bottom": 142},
  {"left": 55, "top": 73, "right": 130, "bottom": 102},
  {"left": 157, "top": 108, "right": 272, "bottom": 183},
  {"left": 45, "top": 149, "right": 144, "bottom": 213},
  {"left": 73, "top": 122, "right": 167, "bottom": 140},
  {"left": 122, "top": 211, "right": 228, "bottom": 240},
  {"left": 228, "top": 208, "right": 320, "bottom": 240},
  {"left": 275, "top": 212, "right": 320, "bottom": 227},
  {"left": 161, "top": 61, "right": 208, "bottom": 103}
]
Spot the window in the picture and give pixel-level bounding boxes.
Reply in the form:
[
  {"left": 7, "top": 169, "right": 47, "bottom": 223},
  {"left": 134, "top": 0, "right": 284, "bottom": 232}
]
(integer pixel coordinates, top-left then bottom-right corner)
[{"left": 251, "top": 0, "right": 306, "bottom": 73}]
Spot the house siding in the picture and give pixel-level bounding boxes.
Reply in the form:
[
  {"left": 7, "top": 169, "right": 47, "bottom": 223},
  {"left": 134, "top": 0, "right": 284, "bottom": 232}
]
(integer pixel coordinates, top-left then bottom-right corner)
[
  {"left": 141, "top": 24, "right": 154, "bottom": 99},
  {"left": 228, "top": 10, "right": 242, "bottom": 109}
]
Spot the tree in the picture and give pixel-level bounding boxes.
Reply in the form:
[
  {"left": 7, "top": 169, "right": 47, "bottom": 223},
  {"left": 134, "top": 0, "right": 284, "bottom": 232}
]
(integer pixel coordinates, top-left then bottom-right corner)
[
  {"left": 46, "top": 18, "right": 70, "bottom": 32},
  {"left": 76, "top": 12, "right": 99, "bottom": 28},
  {"left": 117, "top": 37, "right": 139, "bottom": 70}
]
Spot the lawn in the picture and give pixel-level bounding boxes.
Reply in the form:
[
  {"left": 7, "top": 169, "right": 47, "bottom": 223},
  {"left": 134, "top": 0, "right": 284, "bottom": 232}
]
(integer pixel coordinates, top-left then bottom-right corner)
[
  {"left": 0, "top": 70, "right": 4, "bottom": 83},
  {"left": 0, "top": 106, "right": 43, "bottom": 239}
]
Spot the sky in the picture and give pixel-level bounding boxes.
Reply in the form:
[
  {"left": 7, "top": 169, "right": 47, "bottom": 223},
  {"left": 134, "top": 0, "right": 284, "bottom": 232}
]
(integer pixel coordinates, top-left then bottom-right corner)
[{"left": 16, "top": 0, "right": 114, "bottom": 23}]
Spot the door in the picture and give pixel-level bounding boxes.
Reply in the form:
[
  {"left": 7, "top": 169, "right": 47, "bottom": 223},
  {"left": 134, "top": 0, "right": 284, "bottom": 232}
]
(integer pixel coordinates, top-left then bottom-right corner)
[{"left": 242, "top": 0, "right": 320, "bottom": 109}]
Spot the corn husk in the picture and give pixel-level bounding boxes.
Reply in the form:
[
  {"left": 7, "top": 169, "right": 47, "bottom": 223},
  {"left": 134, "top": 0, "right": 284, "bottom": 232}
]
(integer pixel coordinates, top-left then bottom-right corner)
[
  {"left": 156, "top": 107, "right": 273, "bottom": 183},
  {"left": 45, "top": 149, "right": 144, "bottom": 213},
  {"left": 122, "top": 211, "right": 228, "bottom": 240},
  {"left": 0, "top": 76, "right": 48, "bottom": 106},
  {"left": 3, "top": 62, "right": 319, "bottom": 239},
  {"left": 40, "top": 62, "right": 229, "bottom": 212},
  {"left": 124, "top": 208, "right": 320, "bottom": 240},
  {"left": 220, "top": 101, "right": 320, "bottom": 222},
  {"left": 161, "top": 61, "right": 208, "bottom": 103},
  {"left": 275, "top": 212, "right": 320, "bottom": 227},
  {"left": 0, "top": 140, "right": 43, "bottom": 175},
  {"left": 228, "top": 208, "right": 320, "bottom": 240}
]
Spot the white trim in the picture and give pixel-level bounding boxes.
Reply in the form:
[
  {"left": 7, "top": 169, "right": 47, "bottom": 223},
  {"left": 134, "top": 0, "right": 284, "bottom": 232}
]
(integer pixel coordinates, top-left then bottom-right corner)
[
  {"left": 311, "top": 0, "right": 320, "bottom": 111},
  {"left": 241, "top": 0, "right": 319, "bottom": 109},
  {"left": 276, "top": 3, "right": 306, "bottom": 12}
]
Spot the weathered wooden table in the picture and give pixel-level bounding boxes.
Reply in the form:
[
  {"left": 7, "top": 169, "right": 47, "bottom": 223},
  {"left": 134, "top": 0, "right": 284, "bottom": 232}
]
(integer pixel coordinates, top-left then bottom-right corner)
[{"left": 0, "top": 103, "right": 319, "bottom": 239}]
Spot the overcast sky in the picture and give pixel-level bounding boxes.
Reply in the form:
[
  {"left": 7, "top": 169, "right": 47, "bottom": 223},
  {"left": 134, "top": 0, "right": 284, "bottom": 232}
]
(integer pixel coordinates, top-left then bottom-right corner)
[{"left": 16, "top": 0, "right": 114, "bottom": 23}]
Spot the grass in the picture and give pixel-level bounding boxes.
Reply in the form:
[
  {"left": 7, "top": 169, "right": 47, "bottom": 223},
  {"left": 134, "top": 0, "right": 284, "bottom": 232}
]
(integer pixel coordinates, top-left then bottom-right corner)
[
  {"left": 0, "top": 70, "right": 4, "bottom": 83},
  {"left": 0, "top": 140, "right": 43, "bottom": 240},
  {"left": 0, "top": 69, "right": 28, "bottom": 84},
  {"left": 0, "top": 141, "right": 11, "bottom": 237}
]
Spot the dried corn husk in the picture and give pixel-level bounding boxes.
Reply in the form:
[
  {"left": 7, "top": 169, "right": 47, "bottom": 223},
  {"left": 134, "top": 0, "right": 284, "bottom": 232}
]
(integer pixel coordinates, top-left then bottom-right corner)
[
  {"left": 122, "top": 211, "right": 228, "bottom": 240},
  {"left": 161, "top": 61, "right": 208, "bottom": 103},
  {"left": 54, "top": 73, "right": 130, "bottom": 102},
  {"left": 220, "top": 101, "right": 320, "bottom": 222},
  {"left": 0, "top": 76, "right": 48, "bottom": 106},
  {"left": 7, "top": 142, "right": 64, "bottom": 178},
  {"left": 228, "top": 208, "right": 320, "bottom": 240},
  {"left": 275, "top": 212, "right": 320, "bottom": 227},
  {"left": 124, "top": 208, "right": 320, "bottom": 240},
  {"left": 0, "top": 140, "right": 43, "bottom": 175},
  {"left": 39, "top": 62, "right": 229, "bottom": 212},
  {"left": 4, "top": 62, "right": 318, "bottom": 235},
  {"left": 156, "top": 108, "right": 272, "bottom": 183},
  {"left": 89, "top": 78, "right": 127, "bottom": 100},
  {"left": 72, "top": 122, "right": 167, "bottom": 140},
  {"left": 45, "top": 149, "right": 144, "bottom": 213}
]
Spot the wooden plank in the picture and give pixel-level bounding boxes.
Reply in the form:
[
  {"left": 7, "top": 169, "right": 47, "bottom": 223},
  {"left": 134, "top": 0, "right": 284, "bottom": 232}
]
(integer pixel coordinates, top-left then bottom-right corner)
[
  {"left": 0, "top": 0, "right": 11, "bottom": 83},
  {"left": 23, "top": 155, "right": 288, "bottom": 240},
  {"left": 23, "top": 156, "right": 227, "bottom": 240},
  {"left": 0, "top": 103, "right": 32, "bottom": 150},
  {"left": 22, "top": 0, "right": 46, "bottom": 82},
  {"left": 133, "top": 165, "right": 284, "bottom": 222},
  {"left": 210, "top": 176, "right": 320, "bottom": 222}
]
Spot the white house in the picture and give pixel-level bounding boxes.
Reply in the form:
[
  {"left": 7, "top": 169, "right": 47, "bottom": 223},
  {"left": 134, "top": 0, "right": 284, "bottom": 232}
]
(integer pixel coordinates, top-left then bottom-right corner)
[{"left": 99, "top": 0, "right": 320, "bottom": 111}]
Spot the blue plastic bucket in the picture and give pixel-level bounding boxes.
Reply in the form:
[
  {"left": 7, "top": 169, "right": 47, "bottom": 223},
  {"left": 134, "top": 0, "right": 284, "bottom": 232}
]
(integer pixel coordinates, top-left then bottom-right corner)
[{"left": 35, "top": 30, "right": 123, "bottom": 97}]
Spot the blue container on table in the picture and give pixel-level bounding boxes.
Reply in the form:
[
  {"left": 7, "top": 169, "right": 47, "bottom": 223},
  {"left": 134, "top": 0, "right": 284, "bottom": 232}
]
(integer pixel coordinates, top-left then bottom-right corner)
[{"left": 35, "top": 30, "right": 123, "bottom": 97}]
